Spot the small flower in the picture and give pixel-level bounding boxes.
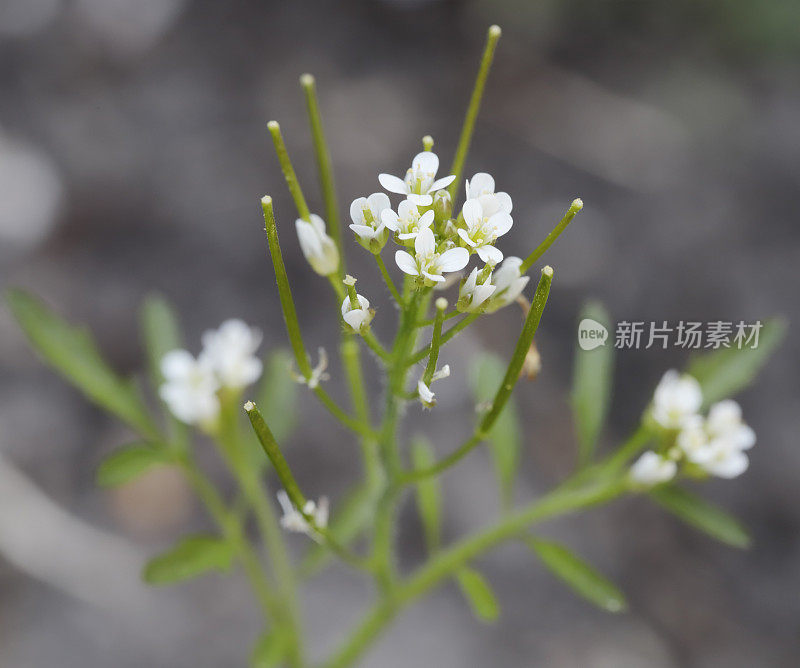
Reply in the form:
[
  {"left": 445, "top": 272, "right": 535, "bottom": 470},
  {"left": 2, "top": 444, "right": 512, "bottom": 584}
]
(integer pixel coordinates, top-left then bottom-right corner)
[
  {"left": 417, "top": 364, "right": 450, "bottom": 408},
  {"left": 159, "top": 350, "right": 220, "bottom": 426},
  {"left": 296, "top": 214, "right": 339, "bottom": 275},
  {"left": 378, "top": 151, "right": 455, "bottom": 206},
  {"left": 457, "top": 198, "right": 512, "bottom": 264},
  {"left": 394, "top": 227, "right": 469, "bottom": 286},
  {"left": 277, "top": 490, "right": 329, "bottom": 540},
  {"left": 341, "top": 293, "right": 374, "bottom": 333},
  {"left": 485, "top": 256, "right": 529, "bottom": 312},
  {"left": 200, "top": 319, "right": 263, "bottom": 389},
  {"left": 458, "top": 266, "right": 497, "bottom": 313},
  {"left": 465, "top": 172, "right": 512, "bottom": 214},
  {"left": 629, "top": 450, "right": 677, "bottom": 486},
  {"left": 381, "top": 199, "right": 434, "bottom": 242},
  {"left": 290, "top": 347, "right": 330, "bottom": 389},
  {"left": 349, "top": 193, "right": 392, "bottom": 252},
  {"left": 706, "top": 400, "right": 756, "bottom": 450},
  {"left": 651, "top": 370, "right": 702, "bottom": 429}
]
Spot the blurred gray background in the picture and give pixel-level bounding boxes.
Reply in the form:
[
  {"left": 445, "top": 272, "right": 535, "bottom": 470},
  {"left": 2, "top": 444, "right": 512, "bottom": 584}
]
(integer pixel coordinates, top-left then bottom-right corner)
[{"left": 1, "top": 0, "right": 798, "bottom": 666}]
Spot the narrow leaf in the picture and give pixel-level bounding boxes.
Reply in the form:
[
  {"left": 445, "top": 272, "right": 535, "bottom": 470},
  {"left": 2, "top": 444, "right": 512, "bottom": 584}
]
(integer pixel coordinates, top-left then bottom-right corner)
[
  {"left": 7, "top": 289, "right": 158, "bottom": 439},
  {"left": 143, "top": 534, "right": 234, "bottom": 585},
  {"left": 139, "top": 293, "right": 182, "bottom": 388},
  {"left": 469, "top": 353, "right": 522, "bottom": 506},
  {"left": 650, "top": 485, "right": 751, "bottom": 549},
  {"left": 255, "top": 349, "right": 298, "bottom": 444},
  {"left": 456, "top": 567, "right": 500, "bottom": 622},
  {"left": 251, "top": 630, "right": 289, "bottom": 668},
  {"left": 571, "top": 301, "right": 614, "bottom": 465},
  {"left": 687, "top": 318, "right": 786, "bottom": 407},
  {"left": 412, "top": 436, "right": 441, "bottom": 552},
  {"left": 96, "top": 444, "right": 172, "bottom": 487},
  {"left": 527, "top": 537, "right": 627, "bottom": 612}
]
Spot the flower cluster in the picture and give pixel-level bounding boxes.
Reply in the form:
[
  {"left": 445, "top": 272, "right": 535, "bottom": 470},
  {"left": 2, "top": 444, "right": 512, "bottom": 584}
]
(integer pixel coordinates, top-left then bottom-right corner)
[
  {"left": 629, "top": 370, "right": 756, "bottom": 486},
  {"left": 276, "top": 490, "right": 329, "bottom": 540},
  {"left": 344, "top": 149, "right": 527, "bottom": 311},
  {"left": 159, "top": 319, "right": 263, "bottom": 427}
]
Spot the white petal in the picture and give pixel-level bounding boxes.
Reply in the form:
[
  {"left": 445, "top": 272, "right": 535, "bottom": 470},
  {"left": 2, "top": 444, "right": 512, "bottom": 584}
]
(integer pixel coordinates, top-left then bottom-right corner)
[
  {"left": 488, "top": 212, "right": 513, "bottom": 237},
  {"left": 429, "top": 175, "right": 455, "bottom": 192},
  {"left": 495, "top": 191, "right": 513, "bottom": 213},
  {"left": 380, "top": 208, "right": 400, "bottom": 231},
  {"left": 343, "top": 310, "right": 366, "bottom": 330},
  {"left": 437, "top": 247, "right": 470, "bottom": 273},
  {"left": 407, "top": 193, "right": 432, "bottom": 207},
  {"left": 160, "top": 349, "right": 195, "bottom": 380},
  {"left": 468, "top": 172, "right": 495, "bottom": 197},
  {"left": 418, "top": 209, "right": 435, "bottom": 229},
  {"left": 349, "top": 197, "right": 367, "bottom": 225},
  {"left": 395, "top": 250, "right": 419, "bottom": 275},
  {"left": 457, "top": 228, "right": 477, "bottom": 247},
  {"left": 378, "top": 173, "right": 408, "bottom": 194},
  {"left": 462, "top": 199, "right": 483, "bottom": 228},
  {"left": 367, "top": 192, "right": 391, "bottom": 216},
  {"left": 415, "top": 227, "right": 435, "bottom": 256},
  {"left": 417, "top": 380, "right": 435, "bottom": 403},
  {"left": 296, "top": 218, "right": 322, "bottom": 260},
  {"left": 476, "top": 244, "right": 503, "bottom": 265},
  {"left": 349, "top": 224, "right": 376, "bottom": 240},
  {"left": 412, "top": 151, "right": 439, "bottom": 175},
  {"left": 422, "top": 271, "right": 445, "bottom": 283}
]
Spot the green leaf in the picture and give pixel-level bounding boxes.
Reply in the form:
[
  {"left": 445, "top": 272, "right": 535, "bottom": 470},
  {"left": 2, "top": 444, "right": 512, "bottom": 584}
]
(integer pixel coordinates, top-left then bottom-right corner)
[
  {"left": 456, "top": 567, "right": 500, "bottom": 622},
  {"left": 469, "top": 353, "right": 522, "bottom": 506},
  {"left": 96, "top": 444, "right": 172, "bottom": 487},
  {"left": 256, "top": 349, "right": 298, "bottom": 444},
  {"left": 7, "top": 289, "right": 158, "bottom": 439},
  {"left": 143, "top": 534, "right": 234, "bottom": 585},
  {"left": 650, "top": 485, "right": 751, "bottom": 549},
  {"left": 527, "top": 537, "right": 627, "bottom": 612},
  {"left": 571, "top": 301, "right": 614, "bottom": 465},
  {"left": 412, "top": 436, "right": 441, "bottom": 552},
  {"left": 687, "top": 318, "right": 786, "bottom": 407},
  {"left": 251, "top": 630, "right": 289, "bottom": 668},
  {"left": 139, "top": 293, "right": 183, "bottom": 388}
]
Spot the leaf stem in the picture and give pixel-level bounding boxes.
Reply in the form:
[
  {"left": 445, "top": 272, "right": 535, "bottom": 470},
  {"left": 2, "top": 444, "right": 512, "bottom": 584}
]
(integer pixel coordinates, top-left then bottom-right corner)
[
  {"left": 401, "top": 267, "right": 553, "bottom": 482},
  {"left": 374, "top": 253, "right": 403, "bottom": 307},
  {"left": 447, "top": 25, "right": 502, "bottom": 202},
  {"left": 267, "top": 121, "right": 311, "bottom": 221},
  {"left": 407, "top": 312, "right": 480, "bottom": 367},
  {"left": 519, "top": 199, "right": 583, "bottom": 274}
]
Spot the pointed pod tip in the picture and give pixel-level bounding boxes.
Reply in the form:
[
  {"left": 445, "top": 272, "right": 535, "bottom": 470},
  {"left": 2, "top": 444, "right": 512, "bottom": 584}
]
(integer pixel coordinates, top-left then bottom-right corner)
[
  {"left": 488, "top": 25, "right": 502, "bottom": 39},
  {"left": 571, "top": 198, "right": 584, "bottom": 211},
  {"left": 267, "top": 120, "right": 280, "bottom": 131},
  {"left": 243, "top": 400, "right": 256, "bottom": 412},
  {"left": 299, "top": 73, "right": 315, "bottom": 87},
  {"left": 435, "top": 297, "right": 448, "bottom": 311},
  {"left": 542, "top": 265, "right": 554, "bottom": 278},
  {"left": 261, "top": 195, "right": 272, "bottom": 205}
]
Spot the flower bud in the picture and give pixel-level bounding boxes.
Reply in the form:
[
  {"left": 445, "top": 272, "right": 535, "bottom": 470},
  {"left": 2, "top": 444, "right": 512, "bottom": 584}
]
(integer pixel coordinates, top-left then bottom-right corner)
[
  {"left": 433, "top": 189, "right": 452, "bottom": 224},
  {"left": 296, "top": 214, "right": 340, "bottom": 276}
]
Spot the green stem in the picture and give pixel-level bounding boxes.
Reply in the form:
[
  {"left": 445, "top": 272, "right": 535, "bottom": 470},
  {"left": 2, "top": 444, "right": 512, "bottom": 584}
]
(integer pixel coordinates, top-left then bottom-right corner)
[
  {"left": 447, "top": 25, "right": 502, "bottom": 202},
  {"left": 324, "top": 474, "right": 628, "bottom": 668},
  {"left": 300, "top": 74, "right": 343, "bottom": 261},
  {"left": 422, "top": 298, "right": 447, "bottom": 385},
  {"left": 406, "top": 313, "right": 480, "bottom": 367},
  {"left": 246, "top": 402, "right": 372, "bottom": 571},
  {"left": 519, "top": 199, "right": 583, "bottom": 274},
  {"left": 374, "top": 253, "right": 403, "bottom": 307},
  {"left": 401, "top": 267, "right": 553, "bottom": 482},
  {"left": 267, "top": 122, "right": 311, "bottom": 221}
]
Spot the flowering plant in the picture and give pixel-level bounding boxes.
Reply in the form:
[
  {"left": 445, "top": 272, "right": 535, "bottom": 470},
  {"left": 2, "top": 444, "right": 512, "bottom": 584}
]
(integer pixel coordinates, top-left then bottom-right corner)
[{"left": 6, "top": 25, "right": 784, "bottom": 668}]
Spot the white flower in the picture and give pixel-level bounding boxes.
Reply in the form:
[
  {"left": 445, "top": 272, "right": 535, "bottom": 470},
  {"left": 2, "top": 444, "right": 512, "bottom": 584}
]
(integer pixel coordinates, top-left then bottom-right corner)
[
  {"left": 675, "top": 401, "right": 754, "bottom": 479},
  {"left": 159, "top": 350, "right": 220, "bottom": 426},
  {"left": 458, "top": 266, "right": 496, "bottom": 312},
  {"left": 629, "top": 450, "right": 677, "bottom": 486},
  {"left": 290, "top": 347, "right": 330, "bottom": 389},
  {"left": 485, "top": 256, "right": 529, "bottom": 311},
  {"left": 457, "top": 198, "right": 513, "bottom": 264},
  {"left": 296, "top": 214, "right": 339, "bottom": 275},
  {"left": 349, "top": 193, "right": 392, "bottom": 251},
  {"left": 200, "top": 319, "right": 263, "bottom": 389},
  {"left": 394, "top": 227, "right": 469, "bottom": 286},
  {"left": 341, "top": 293, "right": 374, "bottom": 332},
  {"left": 465, "top": 172, "right": 512, "bottom": 214},
  {"left": 651, "top": 370, "right": 703, "bottom": 429},
  {"left": 417, "top": 364, "right": 450, "bottom": 408},
  {"left": 381, "top": 199, "right": 435, "bottom": 242},
  {"left": 378, "top": 151, "right": 455, "bottom": 206},
  {"left": 706, "top": 400, "right": 756, "bottom": 450},
  {"left": 277, "top": 490, "right": 329, "bottom": 539}
]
